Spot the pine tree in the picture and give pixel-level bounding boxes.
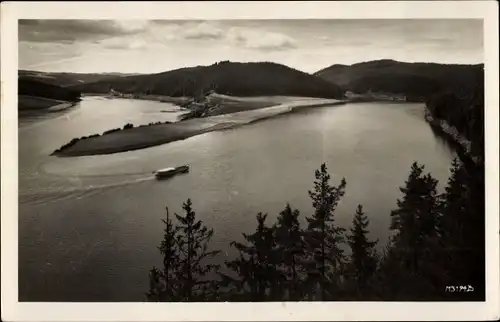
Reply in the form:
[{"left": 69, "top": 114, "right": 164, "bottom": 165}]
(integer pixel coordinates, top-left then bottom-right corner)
[
  {"left": 222, "top": 213, "right": 280, "bottom": 301},
  {"left": 274, "top": 204, "right": 306, "bottom": 300},
  {"left": 305, "top": 163, "right": 347, "bottom": 300},
  {"left": 440, "top": 156, "right": 485, "bottom": 298},
  {"left": 174, "top": 199, "right": 221, "bottom": 301},
  {"left": 466, "top": 158, "right": 485, "bottom": 299},
  {"left": 346, "top": 205, "right": 378, "bottom": 293},
  {"left": 440, "top": 158, "right": 469, "bottom": 247},
  {"left": 147, "top": 199, "right": 221, "bottom": 302},
  {"left": 389, "top": 162, "right": 440, "bottom": 273},
  {"left": 146, "top": 206, "right": 181, "bottom": 301}
]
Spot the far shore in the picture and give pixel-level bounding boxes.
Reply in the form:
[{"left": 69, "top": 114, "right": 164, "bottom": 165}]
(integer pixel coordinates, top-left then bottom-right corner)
[
  {"left": 81, "top": 92, "right": 344, "bottom": 107},
  {"left": 52, "top": 96, "right": 346, "bottom": 157},
  {"left": 18, "top": 95, "right": 79, "bottom": 112},
  {"left": 82, "top": 92, "right": 193, "bottom": 105}
]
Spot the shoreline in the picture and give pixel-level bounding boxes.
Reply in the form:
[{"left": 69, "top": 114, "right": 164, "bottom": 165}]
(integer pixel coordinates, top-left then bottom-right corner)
[
  {"left": 424, "top": 107, "right": 480, "bottom": 164},
  {"left": 52, "top": 98, "right": 346, "bottom": 157},
  {"left": 84, "top": 93, "right": 193, "bottom": 105},
  {"left": 47, "top": 101, "right": 79, "bottom": 112},
  {"left": 82, "top": 92, "right": 346, "bottom": 107}
]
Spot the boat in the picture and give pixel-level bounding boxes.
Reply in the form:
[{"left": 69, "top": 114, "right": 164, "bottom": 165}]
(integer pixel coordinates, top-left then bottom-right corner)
[{"left": 153, "top": 165, "right": 190, "bottom": 179}]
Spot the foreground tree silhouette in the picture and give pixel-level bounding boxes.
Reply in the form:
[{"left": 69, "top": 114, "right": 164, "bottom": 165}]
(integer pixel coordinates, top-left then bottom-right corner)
[
  {"left": 222, "top": 213, "right": 280, "bottom": 301},
  {"left": 439, "top": 157, "right": 485, "bottom": 299},
  {"left": 440, "top": 158, "right": 470, "bottom": 268},
  {"left": 147, "top": 199, "right": 221, "bottom": 301},
  {"left": 389, "top": 162, "right": 440, "bottom": 272},
  {"left": 274, "top": 204, "right": 307, "bottom": 300},
  {"left": 304, "top": 163, "right": 347, "bottom": 300},
  {"left": 380, "top": 162, "right": 442, "bottom": 299},
  {"left": 346, "top": 205, "right": 378, "bottom": 294},
  {"left": 146, "top": 206, "right": 180, "bottom": 301}
]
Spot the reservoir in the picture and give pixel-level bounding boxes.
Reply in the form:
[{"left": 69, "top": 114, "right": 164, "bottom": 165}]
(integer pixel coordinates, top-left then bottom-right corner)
[{"left": 18, "top": 97, "right": 456, "bottom": 301}]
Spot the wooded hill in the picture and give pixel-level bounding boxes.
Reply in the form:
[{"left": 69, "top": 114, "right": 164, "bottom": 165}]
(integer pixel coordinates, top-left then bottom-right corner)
[
  {"left": 19, "top": 77, "right": 82, "bottom": 103},
  {"left": 19, "top": 70, "right": 137, "bottom": 87},
  {"left": 314, "top": 59, "right": 483, "bottom": 101},
  {"left": 70, "top": 61, "right": 345, "bottom": 99}
]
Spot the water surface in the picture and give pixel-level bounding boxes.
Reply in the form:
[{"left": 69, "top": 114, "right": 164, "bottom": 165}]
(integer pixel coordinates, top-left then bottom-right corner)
[{"left": 18, "top": 97, "right": 456, "bottom": 301}]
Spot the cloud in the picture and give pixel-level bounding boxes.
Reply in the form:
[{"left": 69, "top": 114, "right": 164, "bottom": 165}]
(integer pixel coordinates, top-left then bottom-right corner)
[
  {"left": 18, "top": 19, "right": 148, "bottom": 43},
  {"left": 227, "top": 27, "right": 296, "bottom": 50},
  {"left": 114, "top": 20, "right": 150, "bottom": 34},
  {"left": 18, "top": 20, "right": 296, "bottom": 52},
  {"left": 180, "top": 22, "right": 223, "bottom": 40},
  {"left": 146, "top": 21, "right": 224, "bottom": 42},
  {"left": 99, "top": 37, "right": 148, "bottom": 50}
]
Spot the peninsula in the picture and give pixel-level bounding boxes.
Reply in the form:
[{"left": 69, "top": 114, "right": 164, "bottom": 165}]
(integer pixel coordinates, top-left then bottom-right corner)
[{"left": 52, "top": 96, "right": 346, "bottom": 157}]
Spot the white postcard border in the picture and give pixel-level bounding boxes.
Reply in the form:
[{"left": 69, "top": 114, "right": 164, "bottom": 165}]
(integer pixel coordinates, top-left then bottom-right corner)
[{"left": 1, "top": 1, "right": 499, "bottom": 321}]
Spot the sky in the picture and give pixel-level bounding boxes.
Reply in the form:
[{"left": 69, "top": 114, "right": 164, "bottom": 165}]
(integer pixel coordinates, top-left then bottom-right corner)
[{"left": 19, "top": 19, "right": 483, "bottom": 74}]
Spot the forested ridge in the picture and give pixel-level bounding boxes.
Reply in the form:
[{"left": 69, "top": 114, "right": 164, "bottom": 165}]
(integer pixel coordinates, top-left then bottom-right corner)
[
  {"left": 70, "top": 61, "right": 345, "bottom": 99},
  {"left": 315, "top": 59, "right": 483, "bottom": 102},
  {"left": 18, "top": 77, "right": 82, "bottom": 103},
  {"left": 19, "top": 70, "right": 137, "bottom": 87}
]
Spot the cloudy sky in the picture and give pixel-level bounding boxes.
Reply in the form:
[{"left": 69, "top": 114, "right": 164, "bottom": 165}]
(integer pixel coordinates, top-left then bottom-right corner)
[{"left": 19, "top": 19, "right": 483, "bottom": 74}]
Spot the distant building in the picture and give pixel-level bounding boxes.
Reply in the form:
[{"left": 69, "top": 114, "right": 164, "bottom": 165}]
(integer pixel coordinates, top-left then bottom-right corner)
[
  {"left": 345, "top": 91, "right": 364, "bottom": 99},
  {"left": 345, "top": 90, "right": 406, "bottom": 102}
]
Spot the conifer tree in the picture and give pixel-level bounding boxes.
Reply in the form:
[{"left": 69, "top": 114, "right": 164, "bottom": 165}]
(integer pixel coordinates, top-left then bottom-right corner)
[
  {"left": 274, "top": 204, "right": 306, "bottom": 300},
  {"left": 465, "top": 158, "right": 485, "bottom": 299},
  {"left": 222, "top": 213, "right": 280, "bottom": 301},
  {"left": 440, "top": 158, "right": 469, "bottom": 246},
  {"left": 146, "top": 206, "right": 181, "bottom": 301},
  {"left": 346, "top": 205, "right": 378, "bottom": 293},
  {"left": 305, "top": 163, "right": 347, "bottom": 300},
  {"left": 389, "top": 162, "right": 440, "bottom": 273},
  {"left": 147, "top": 199, "right": 221, "bottom": 302},
  {"left": 174, "top": 199, "right": 221, "bottom": 301},
  {"left": 440, "top": 156, "right": 484, "bottom": 296}
]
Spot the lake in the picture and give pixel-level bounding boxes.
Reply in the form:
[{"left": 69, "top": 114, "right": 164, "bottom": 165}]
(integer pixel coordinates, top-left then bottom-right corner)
[{"left": 18, "top": 97, "right": 456, "bottom": 301}]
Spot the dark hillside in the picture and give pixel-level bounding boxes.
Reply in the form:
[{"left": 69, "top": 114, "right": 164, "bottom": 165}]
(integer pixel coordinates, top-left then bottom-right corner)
[
  {"left": 426, "top": 74, "right": 484, "bottom": 159},
  {"left": 315, "top": 59, "right": 483, "bottom": 100},
  {"left": 348, "top": 74, "right": 442, "bottom": 101},
  {"left": 71, "top": 61, "right": 345, "bottom": 99},
  {"left": 19, "top": 77, "right": 81, "bottom": 102},
  {"left": 19, "top": 70, "right": 137, "bottom": 87}
]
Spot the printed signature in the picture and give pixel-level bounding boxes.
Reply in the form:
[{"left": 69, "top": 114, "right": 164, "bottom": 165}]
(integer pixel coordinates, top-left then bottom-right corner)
[{"left": 445, "top": 285, "right": 474, "bottom": 292}]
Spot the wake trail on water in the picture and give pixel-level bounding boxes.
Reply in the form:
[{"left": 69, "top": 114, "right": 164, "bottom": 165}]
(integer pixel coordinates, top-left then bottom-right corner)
[
  {"left": 20, "top": 173, "right": 156, "bottom": 206},
  {"left": 42, "top": 170, "right": 157, "bottom": 179}
]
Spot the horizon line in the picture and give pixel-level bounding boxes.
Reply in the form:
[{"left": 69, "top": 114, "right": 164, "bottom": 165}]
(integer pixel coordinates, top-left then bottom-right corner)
[{"left": 18, "top": 58, "right": 485, "bottom": 76}]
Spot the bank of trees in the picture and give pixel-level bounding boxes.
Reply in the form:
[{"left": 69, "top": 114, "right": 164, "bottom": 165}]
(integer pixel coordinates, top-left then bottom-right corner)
[
  {"left": 147, "top": 158, "right": 485, "bottom": 301},
  {"left": 19, "top": 78, "right": 82, "bottom": 103},
  {"left": 425, "top": 66, "right": 484, "bottom": 159}
]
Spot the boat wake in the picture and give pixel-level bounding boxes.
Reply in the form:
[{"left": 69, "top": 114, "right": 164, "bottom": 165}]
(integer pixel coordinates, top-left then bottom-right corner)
[{"left": 19, "top": 173, "right": 156, "bottom": 206}]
